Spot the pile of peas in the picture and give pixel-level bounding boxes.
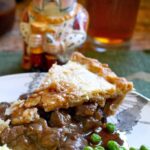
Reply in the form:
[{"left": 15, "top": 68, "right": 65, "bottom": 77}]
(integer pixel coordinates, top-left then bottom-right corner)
[{"left": 83, "top": 123, "right": 150, "bottom": 150}]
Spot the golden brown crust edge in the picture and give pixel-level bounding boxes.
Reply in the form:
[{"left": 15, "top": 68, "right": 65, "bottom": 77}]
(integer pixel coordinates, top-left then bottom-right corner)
[
  {"left": 71, "top": 52, "right": 133, "bottom": 92},
  {"left": 9, "top": 52, "right": 133, "bottom": 125},
  {"left": 71, "top": 52, "right": 133, "bottom": 115}
]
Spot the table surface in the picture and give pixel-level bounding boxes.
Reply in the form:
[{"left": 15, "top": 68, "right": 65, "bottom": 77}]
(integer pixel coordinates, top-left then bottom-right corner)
[{"left": 0, "top": 0, "right": 150, "bottom": 52}]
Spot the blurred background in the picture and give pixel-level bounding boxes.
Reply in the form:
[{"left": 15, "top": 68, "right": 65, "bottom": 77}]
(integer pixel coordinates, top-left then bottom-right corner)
[
  {"left": 0, "top": 0, "right": 150, "bottom": 52},
  {"left": 0, "top": 1, "right": 150, "bottom": 148}
]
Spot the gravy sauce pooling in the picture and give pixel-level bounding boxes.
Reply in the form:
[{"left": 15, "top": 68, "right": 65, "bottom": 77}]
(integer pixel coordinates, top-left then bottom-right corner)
[{"left": 0, "top": 101, "right": 125, "bottom": 150}]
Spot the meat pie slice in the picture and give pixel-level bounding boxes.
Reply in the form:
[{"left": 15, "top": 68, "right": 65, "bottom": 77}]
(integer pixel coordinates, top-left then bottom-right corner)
[
  {"left": 0, "top": 52, "right": 132, "bottom": 149},
  {"left": 9, "top": 52, "right": 133, "bottom": 125}
]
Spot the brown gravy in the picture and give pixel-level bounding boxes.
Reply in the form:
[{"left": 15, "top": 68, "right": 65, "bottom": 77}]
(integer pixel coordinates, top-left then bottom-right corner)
[{"left": 0, "top": 101, "right": 125, "bottom": 150}]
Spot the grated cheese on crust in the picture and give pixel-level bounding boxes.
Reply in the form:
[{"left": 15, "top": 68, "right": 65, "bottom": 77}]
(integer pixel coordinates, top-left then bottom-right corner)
[{"left": 41, "top": 61, "right": 116, "bottom": 96}]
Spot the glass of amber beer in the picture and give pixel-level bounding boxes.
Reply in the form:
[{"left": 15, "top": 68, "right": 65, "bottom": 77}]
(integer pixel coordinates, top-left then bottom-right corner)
[{"left": 83, "top": 0, "right": 140, "bottom": 48}]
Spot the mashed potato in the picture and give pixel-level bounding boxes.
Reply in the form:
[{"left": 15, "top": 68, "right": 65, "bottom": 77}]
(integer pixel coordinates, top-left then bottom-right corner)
[
  {"left": 0, "top": 145, "right": 11, "bottom": 150},
  {"left": 0, "top": 119, "right": 10, "bottom": 134}
]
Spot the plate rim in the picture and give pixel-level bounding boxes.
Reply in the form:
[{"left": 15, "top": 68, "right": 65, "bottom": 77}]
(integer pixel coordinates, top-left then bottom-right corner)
[{"left": 0, "top": 72, "right": 37, "bottom": 79}]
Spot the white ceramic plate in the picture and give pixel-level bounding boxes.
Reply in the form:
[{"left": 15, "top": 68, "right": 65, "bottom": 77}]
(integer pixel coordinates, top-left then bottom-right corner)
[{"left": 0, "top": 73, "right": 150, "bottom": 148}]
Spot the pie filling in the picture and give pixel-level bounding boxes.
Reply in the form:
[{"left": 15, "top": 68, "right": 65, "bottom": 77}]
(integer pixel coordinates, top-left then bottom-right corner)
[
  {"left": 0, "top": 101, "right": 125, "bottom": 150},
  {"left": 0, "top": 52, "right": 133, "bottom": 150}
]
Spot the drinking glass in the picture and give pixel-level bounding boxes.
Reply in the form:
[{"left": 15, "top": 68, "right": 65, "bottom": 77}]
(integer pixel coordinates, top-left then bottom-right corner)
[{"left": 80, "top": 0, "right": 141, "bottom": 50}]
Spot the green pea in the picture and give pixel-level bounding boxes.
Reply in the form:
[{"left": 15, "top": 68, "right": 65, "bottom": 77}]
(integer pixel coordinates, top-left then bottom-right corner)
[
  {"left": 94, "top": 145, "right": 105, "bottom": 150},
  {"left": 120, "top": 147, "right": 126, "bottom": 150},
  {"left": 106, "top": 123, "right": 116, "bottom": 133},
  {"left": 107, "top": 140, "right": 120, "bottom": 150},
  {"left": 84, "top": 146, "right": 94, "bottom": 150},
  {"left": 90, "top": 133, "right": 102, "bottom": 143},
  {"left": 140, "top": 145, "right": 150, "bottom": 150},
  {"left": 129, "top": 147, "right": 137, "bottom": 150}
]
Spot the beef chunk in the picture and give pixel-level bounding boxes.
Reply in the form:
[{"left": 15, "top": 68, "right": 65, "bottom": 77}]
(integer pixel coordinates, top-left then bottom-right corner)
[
  {"left": 0, "top": 103, "right": 10, "bottom": 120},
  {"left": 0, "top": 119, "right": 60, "bottom": 150},
  {"left": 74, "top": 103, "right": 105, "bottom": 132},
  {"left": 49, "top": 110, "right": 71, "bottom": 127},
  {"left": 6, "top": 135, "right": 34, "bottom": 150},
  {"left": 83, "top": 117, "right": 101, "bottom": 132},
  {"left": 0, "top": 125, "right": 26, "bottom": 144},
  {"left": 27, "top": 119, "right": 61, "bottom": 150},
  {"left": 39, "top": 128, "right": 60, "bottom": 150},
  {"left": 76, "top": 103, "right": 98, "bottom": 117}
]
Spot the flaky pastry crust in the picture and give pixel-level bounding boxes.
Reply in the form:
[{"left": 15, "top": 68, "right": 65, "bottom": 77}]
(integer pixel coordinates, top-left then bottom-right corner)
[{"left": 8, "top": 52, "right": 133, "bottom": 125}]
